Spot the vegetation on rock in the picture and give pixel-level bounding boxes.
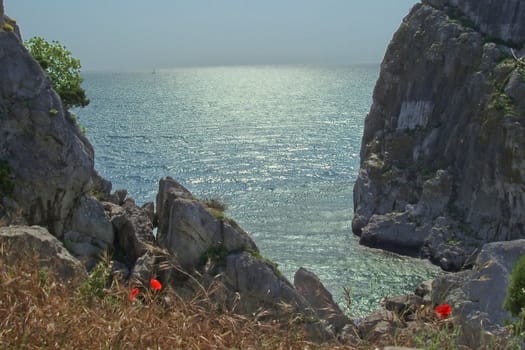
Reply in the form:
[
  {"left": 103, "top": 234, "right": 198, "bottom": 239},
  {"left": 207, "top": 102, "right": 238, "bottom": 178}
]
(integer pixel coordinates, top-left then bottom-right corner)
[
  {"left": 0, "top": 160, "right": 14, "bottom": 197},
  {"left": 24, "top": 37, "right": 89, "bottom": 109},
  {"left": 504, "top": 254, "right": 525, "bottom": 318}
]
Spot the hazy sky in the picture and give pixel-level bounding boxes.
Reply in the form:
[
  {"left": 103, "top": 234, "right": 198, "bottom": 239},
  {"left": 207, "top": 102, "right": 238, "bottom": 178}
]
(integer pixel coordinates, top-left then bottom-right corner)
[{"left": 7, "top": 0, "right": 418, "bottom": 71}]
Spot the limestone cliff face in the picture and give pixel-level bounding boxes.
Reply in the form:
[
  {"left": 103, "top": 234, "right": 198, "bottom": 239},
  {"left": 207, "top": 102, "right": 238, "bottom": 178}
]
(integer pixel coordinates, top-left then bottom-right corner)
[
  {"left": 353, "top": 0, "right": 525, "bottom": 270},
  {"left": 0, "top": 14, "right": 95, "bottom": 237}
]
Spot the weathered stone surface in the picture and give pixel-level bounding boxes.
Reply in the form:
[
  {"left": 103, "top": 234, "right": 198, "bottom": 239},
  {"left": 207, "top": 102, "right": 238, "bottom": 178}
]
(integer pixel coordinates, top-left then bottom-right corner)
[
  {"left": 294, "top": 267, "right": 352, "bottom": 332},
  {"left": 358, "top": 309, "right": 401, "bottom": 342},
  {"left": 104, "top": 200, "right": 154, "bottom": 265},
  {"left": 424, "top": 0, "right": 525, "bottom": 44},
  {"left": 0, "top": 27, "right": 94, "bottom": 237},
  {"left": 63, "top": 195, "right": 114, "bottom": 267},
  {"left": 431, "top": 240, "right": 525, "bottom": 347},
  {"left": 156, "top": 177, "right": 193, "bottom": 234},
  {"left": 383, "top": 294, "right": 425, "bottom": 316},
  {"left": 0, "top": 225, "right": 86, "bottom": 281},
  {"left": 353, "top": 0, "right": 525, "bottom": 267},
  {"left": 157, "top": 188, "right": 257, "bottom": 270},
  {"left": 224, "top": 252, "right": 308, "bottom": 314}
]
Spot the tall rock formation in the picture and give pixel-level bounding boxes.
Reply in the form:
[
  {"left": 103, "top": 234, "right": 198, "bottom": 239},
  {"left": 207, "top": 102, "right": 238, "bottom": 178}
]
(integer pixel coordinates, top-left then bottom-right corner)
[
  {"left": 0, "top": 2, "right": 114, "bottom": 265},
  {"left": 353, "top": 0, "right": 525, "bottom": 270}
]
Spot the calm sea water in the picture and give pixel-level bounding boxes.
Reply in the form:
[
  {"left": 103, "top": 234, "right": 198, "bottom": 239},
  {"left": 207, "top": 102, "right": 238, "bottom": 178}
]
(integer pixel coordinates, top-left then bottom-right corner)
[{"left": 76, "top": 65, "right": 439, "bottom": 317}]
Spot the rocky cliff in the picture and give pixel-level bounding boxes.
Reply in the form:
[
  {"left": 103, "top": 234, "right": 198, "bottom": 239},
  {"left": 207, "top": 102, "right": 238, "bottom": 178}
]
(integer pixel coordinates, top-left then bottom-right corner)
[{"left": 353, "top": 0, "right": 525, "bottom": 271}]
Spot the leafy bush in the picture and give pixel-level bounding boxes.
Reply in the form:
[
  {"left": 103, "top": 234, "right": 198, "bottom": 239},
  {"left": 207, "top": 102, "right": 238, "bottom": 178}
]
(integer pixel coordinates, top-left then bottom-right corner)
[
  {"left": 24, "top": 37, "right": 89, "bottom": 109},
  {"left": 504, "top": 254, "right": 525, "bottom": 317},
  {"left": 0, "top": 160, "right": 14, "bottom": 197}
]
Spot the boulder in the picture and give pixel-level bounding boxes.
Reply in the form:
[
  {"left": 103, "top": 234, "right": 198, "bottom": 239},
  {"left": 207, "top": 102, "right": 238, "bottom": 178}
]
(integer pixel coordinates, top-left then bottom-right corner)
[
  {"left": 358, "top": 309, "right": 401, "bottom": 342},
  {"left": 0, "top": 225, "right": 85, "bottom": 281},
  {"left": 294, "top": 267, "right": 352, "bottom": 332},
  {"left": 431, "top": 240, "right": 525, "bottom": 347},
  {"left": 156, "top": 177, "right": 193, "bottom": 234},
  {"left": 104, "top": 200, "right": 155, "bottom": 265},
  {"left": 223, "top": 251, "right": 308, "bottom": 314},
  {"left": 156, "top": 178, "right": 257, "bottom": 271},
  {"left": 63, "top": 195, "right": 114, "bottom": 267}
]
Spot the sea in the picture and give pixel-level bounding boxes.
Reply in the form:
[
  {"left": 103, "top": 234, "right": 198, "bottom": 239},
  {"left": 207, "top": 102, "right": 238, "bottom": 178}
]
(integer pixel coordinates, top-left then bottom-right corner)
[{"left": 75, "top": 65, "right": 440, "bottom": 317}]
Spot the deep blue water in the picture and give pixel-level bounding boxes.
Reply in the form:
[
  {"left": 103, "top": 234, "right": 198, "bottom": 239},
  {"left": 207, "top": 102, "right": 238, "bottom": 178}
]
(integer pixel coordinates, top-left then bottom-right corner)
[{"left": 76, "top": 65, "right": 439, "bottom": 317}]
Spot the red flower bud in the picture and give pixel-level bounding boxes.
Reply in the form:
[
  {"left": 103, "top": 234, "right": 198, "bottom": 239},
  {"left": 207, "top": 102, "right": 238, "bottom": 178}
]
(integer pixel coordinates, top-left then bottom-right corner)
[
  {"left": 129, "top": 287, "right": 139, "bottom": 301},
  {"left": 150, "top": 278, "right": 162, "bottom": 291},
  {"left": 435, "top": 303, "right": 452, "bottom": 319}
]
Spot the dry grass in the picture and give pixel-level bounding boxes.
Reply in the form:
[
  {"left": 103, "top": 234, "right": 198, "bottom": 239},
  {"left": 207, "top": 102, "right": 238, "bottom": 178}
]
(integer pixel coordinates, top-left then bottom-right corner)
[
  {"left": 1, "top": 254, "right": 519, "bottom": 349},
  {"left": 0, "top": 256, "right": 358, "bottom": 349}
]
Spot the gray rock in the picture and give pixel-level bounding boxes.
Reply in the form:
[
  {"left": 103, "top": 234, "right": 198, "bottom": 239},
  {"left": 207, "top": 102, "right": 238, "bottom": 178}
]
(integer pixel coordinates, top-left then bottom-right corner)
[
  {"left": 141, "top": 201, "right": 155, "bottom": 226},
  {"left": 104, "top": 200, "right": 155, "bottom": 265},
  {"left": 224, "top": 251, "right": 309, "bottom": 314},
  {"left": 157, "top": 196, "right": 257, "bottom": 271},
  {"left": 358, "top": 309, "right": 401, "bottom": 342},
  {"left": 431, "top": 240, "right": 525, "bottom": 348},
  {"left": 0, "top": 225, "right": 86, "bottom": 281},
  {"left": 353, "top": 0, "right": 525, "bottom": 263},
  {"left": 0, "top": 26, "right": 94, "bottom": 237},
  {"left": 67, "top": 195, "right": 114, "bottom": 245},
  {"left": 108, "top": 189, "right": 127, "bottom": 205},
  {"left": 424, "top": 0, "right": 525, "bottom": 44},
  {"left": 294, "top": 267, "right": 352, "bottom": 332},
  {"left": 383, "top": 294, "right": 425, "bottom": 317},
  {"left": 360, "top": 212, "right": 429, "bottom": 256},
  {"left": 91, "top": 170, "right": 112, "bottom": 200},
  {"left": 156, "top": 176, "right": 193, "bottom": 235}
]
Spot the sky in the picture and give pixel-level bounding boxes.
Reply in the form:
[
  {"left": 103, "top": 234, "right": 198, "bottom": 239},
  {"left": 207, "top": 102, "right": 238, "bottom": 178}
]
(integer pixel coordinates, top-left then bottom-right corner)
[{"left": 7, "top": 0, "right": 418, "bottom": 71}]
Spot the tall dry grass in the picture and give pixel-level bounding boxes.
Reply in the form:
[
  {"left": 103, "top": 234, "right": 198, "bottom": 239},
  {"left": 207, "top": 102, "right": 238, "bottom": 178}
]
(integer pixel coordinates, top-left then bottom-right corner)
[{"left": 0, "top": 256, "right": 358, "bottom": 349}]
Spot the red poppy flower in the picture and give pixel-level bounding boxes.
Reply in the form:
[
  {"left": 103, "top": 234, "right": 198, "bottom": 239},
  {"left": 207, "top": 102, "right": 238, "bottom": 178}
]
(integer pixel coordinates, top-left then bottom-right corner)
[
  {"left": 150, "top": 278, "right": 162, "bottom": 291},
  {"left": 129, "top": 287, "right": 139, "bottom": 301},
  {"left": 435, "top": 303, "right": 452, "bottom": 319}
]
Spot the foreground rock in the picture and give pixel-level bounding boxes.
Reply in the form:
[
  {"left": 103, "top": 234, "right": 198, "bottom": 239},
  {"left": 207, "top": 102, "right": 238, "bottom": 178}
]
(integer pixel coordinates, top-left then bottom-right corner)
[
  {"left": 432, "top": 240, "right": 525, "bottom": 347},
  {"left": 0, "top": 225, "right": 86, "bottom": 281},
  {"left": 353, "top": 0, "right": 525, "bottom": 270}
]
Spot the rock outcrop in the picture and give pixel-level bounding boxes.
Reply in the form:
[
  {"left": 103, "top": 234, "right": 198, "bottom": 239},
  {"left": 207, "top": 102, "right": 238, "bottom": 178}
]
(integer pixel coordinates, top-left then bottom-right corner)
[
  {"left": 0, "top": 225, "right": 86, "bottom": 281},
  {"left": 432, "top": 239, "right": 525, "bottom": 347},
  {"left": 353, "top": 0, "right": 525, "bottom": 270},
  {"left": 0, "top": 21, "right": 95, "bottom": 238}
]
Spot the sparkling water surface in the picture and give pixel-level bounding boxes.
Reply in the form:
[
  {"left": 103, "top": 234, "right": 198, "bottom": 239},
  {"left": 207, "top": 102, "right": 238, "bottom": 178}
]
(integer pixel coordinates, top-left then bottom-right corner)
[{"left": 76, "top": 65, "right": 440, "bottom": 317}]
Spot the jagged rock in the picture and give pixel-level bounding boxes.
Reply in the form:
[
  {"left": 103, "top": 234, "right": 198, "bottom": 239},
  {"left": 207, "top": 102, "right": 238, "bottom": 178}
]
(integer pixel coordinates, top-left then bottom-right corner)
[
  {"left": 108, "top": 189, "right": 128, "bottom": 205},
  {"left": 223, "top": 251, "right": 308, "bottom": 313},
  {"left": 156, "top": 176, "right": 193, "bottom": 234},
  {"left": 141, "top": 201, "right": 155, "bottom": 226},
  {"left": 156, "top": 178, "right": 257, "bottom": 271},
  {"left": 383, "top": 294, "right": 425, "bottom": 317},
  {"left": 431, "top": 240, "right": 525, "bottom": 348},
  {"left": 358, "top": 309, "right": 401, "bottom": 342},
  {"left": 91, "top": 170, "right": 112, "bottom": 200},
  {"left": 0, "top": 225, "right": 86, "bottom": 281},
  {"left": 353, "top": 0, "right": 525, "bottom": 264},
  {"left": 294, "top": 267, "right": 352, "bottom": 333},
  {"left": 424, "top": 0, "right": 525, "bottom": 44},
  {"left": 0, "top": 25, "right": 94, "bottom": 237},
  {"left": 414, "top": 280, "right": 432, "bottom": 303},
  {"left": 63, "top": 195, "right": 114, "bottom": 267},
  {"left": 104, "top": 200, "right": 154, "bottom": 265}
]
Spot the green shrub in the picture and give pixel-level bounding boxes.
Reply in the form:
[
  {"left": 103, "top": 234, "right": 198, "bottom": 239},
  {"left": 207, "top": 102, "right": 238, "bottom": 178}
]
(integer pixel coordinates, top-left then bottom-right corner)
[
  {"left": 0, "top": 160, "right": 14, "bottom": 197},
  {"left": 24, "top": 37, "right": 89, "bottom": 109},
  {"left": 504, "top": 254, "right": 525, "bottom": 317}
]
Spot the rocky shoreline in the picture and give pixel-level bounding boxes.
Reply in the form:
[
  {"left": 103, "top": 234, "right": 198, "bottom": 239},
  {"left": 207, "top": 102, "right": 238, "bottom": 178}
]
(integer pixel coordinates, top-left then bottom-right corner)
[{"left": 1, "top": 0, "right": 525, "bottom": 348}]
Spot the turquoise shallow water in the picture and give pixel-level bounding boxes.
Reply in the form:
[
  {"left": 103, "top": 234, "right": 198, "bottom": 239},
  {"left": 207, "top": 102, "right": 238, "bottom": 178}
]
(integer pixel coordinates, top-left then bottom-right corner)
[{"left": 76, "top": 65, "right": 440, "bottom": 317}]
